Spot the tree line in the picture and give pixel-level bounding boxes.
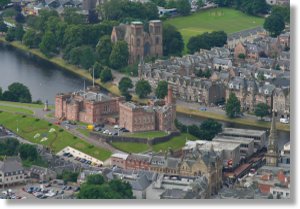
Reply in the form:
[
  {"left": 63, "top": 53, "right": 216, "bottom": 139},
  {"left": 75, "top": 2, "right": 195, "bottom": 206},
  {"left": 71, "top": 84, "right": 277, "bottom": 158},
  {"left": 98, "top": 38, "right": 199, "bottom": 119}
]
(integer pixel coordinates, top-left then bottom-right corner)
[{"left": 0, "top": 82, "right": 32, "bottom": 103}]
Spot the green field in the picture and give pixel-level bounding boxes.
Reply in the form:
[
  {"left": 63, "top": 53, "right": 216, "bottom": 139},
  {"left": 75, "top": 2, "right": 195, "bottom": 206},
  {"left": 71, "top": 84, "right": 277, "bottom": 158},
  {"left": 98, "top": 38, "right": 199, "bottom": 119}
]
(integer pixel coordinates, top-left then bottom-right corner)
[
  {"left": 165, "top": 8, "right": 264, "bottom": 49},
  {"left": 111, "top": 142, "right": 150, "bottom": 153},
  {"left": 123, "top": 131, "right": 168, "bottom": 139},
  {"left": 152, "top": 133, "right": 198, "bottom": 152},
  {"left": 0, "top": 105, "right": 34, "bottom": 115},
  {"left": 111, "top": 133, "right": 198, "bottom": 153},
  {"left": 0, "top": 111, "right": 111, "bottom": 160}
]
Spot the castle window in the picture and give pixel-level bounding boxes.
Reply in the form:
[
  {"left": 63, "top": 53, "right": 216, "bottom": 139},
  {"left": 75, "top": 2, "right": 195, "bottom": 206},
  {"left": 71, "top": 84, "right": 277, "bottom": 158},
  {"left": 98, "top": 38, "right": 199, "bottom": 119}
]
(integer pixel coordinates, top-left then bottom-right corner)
[
  {"left": 155, "top": 26, "right": 161, "bottom": 34},
  {"left": 137, "top": 38, "right": 140, "bottom": 47},
  {"left": 156, "top": 37, "right": 160, "bottom": 45}
]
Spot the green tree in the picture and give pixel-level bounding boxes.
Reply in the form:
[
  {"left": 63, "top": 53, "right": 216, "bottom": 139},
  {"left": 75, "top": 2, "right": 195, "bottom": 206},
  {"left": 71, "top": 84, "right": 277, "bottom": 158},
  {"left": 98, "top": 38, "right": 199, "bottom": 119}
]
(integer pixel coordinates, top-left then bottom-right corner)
[
  {"left": 272, "top": 5, "right": 290, "bottom": 23},
  {"left": 225, "top": 92, "right": 241, "bottom": 118},
  {"left": 119, "top": 77, "right": 133, "bottom": 95},
  {"left": 155, "top": 80, "right": 168, "bottom": 99},
  {"left": 135, "top": 80, "right": 151, "bottom": 98},
  {"left": 15, "top": 12, "right": 25, "bottom": 23},
  {"left": 176, "top": 0, "right": 191, "bottom": 16},
  {"left": 264, "top": 13, "right": 285, "bottom": 37},
  {"left": 5, "top": 27, "right": 15, "bottom": 42},
  {"left": 109, "top": 41, "right": 129, "bottom": 69},
  {"left": 0, "top": 0, "right": 10, "bottom": 8},
  {"left": 0, "top": 20, "right": 8, "bottom": 33},
  {"left": 19, "top": 144, "right": 38, "bottom": 161},
  {"left": 63, "top": 8, "right": 86, "bottom": 25},
  {"left": 199, "top": 119, "right": 222, "bottom": 141},
  {"left": 59, "top": 170, "right": 79, "bottom": 184},
  {"left": 100, "top": 67, "right": 113, "bottom": 83},
  {"left": 96, "top": 35, "right": 112, "bottom": 65},
  {"left": 86, "top": 174, "right": 105, "bottom": 185},
  {"left": 22, "top": 29, "right": 41, "bottom": 48},
  {"left": 150, "top": 0, "right": 166, "bottom": 7},
  {"left": 0, "top": 87, "right": 2, "bottom": 100},
  {"left": 196, "top": 0, "right": 204, "bottom": 9},
  {"left": 238, "top": 53, "right": 246, "bottom": 59},
  {"left": 163, "top": 24, "right": 184, "bottom": 56},
  {"left": 14, "top": 24, "right": 24, "bottom": 41},
  {"left": 257, "top": 71, "right": 265, "bottom": 81},
  {"left": 91, "top": 62, "right": 104, "bottom": 79},
  {"left": 254, "top": 103, "right": 269, "bottom": 120},
  {"left": 0, "top": 137, "right": 20, "bottom": 156},
  {"left": 2, "top": 82, "right": 32, "bottom": 103},
  {"left": 39, "top": 31, "right": 58, "bottom": 57},
  {"left": 79, "top": 46, "right": 96, "bottom": 69}
]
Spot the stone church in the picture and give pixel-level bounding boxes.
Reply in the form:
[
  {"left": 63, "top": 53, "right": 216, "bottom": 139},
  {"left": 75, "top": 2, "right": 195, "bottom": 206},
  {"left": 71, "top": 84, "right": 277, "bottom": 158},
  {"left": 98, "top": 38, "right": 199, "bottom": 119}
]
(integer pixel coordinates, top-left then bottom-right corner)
[{"left": 111, "top": 20, "right": 163, "bottom": 64}]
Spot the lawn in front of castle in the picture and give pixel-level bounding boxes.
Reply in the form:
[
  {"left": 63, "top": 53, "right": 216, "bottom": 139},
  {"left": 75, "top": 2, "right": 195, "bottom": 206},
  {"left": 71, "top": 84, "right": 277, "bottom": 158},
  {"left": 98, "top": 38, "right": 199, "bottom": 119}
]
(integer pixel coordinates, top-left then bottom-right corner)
[
  {"left": 0, "top": 111, "right": 111, "bottom": 161},
  {"left": 165, "top": 8, "right": 264, "bottom": 49},
  {"left": 123, "top": 131, "right": 168, "bottom": 139},
  {"left": 111, "top": 133, "right": 198, "bottom": 153}
]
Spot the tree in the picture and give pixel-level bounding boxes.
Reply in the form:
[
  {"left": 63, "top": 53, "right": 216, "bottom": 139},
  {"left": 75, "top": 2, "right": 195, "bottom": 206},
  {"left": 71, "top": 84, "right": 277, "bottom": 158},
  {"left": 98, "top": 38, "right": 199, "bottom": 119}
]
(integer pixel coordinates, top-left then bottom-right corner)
[
  {"left": 109, "top": 41, "right": 129, "bottom": 69},
  {"left": 0, "top": 137, "right": 20, "bottom": 156},
  {"left": 155, "top": 80, "right": 168, "bottom": 99},
  {"left": 91, "top": 62, "right": 104, "bottom": 79},
  {"left": 176, "top": 0, "right": 191, "bottom": 16},
  {"left": 119, "top": 77, "right": 133, "bottom": 95},
  {"left": 88, "top": 10, "right": 99, "bottom": 24},
  {"left": 5, "top": 27, "right": 15, "bottom": 42},
  {"left": 19, "top": 144, "right": 38, "bottom": 161},
  {"left": 263, "top": 13, "right": 285, "bottom": 37},
  {"left": 0, "top": 20, "right": 8, "bottom": 33},
  {"left": 0, "top": 87, "right": 2, "bottom": 100},
  {"left": 86, "top": 174, "right": 105, "bottom": 185},
  {"left": 254, "top": 103, "right": 269, "bottom": 120},
  {"left": 199, "top": 119, "right": 222, "bottom": 140},
  {"left": 23, "top": 29, "right": 41, "bottom": 48},
  {"left": 196, "top": 0, "right": 205, "bottom": 9},
  {"left": 150, "top": 0, "right": 166, "bottom": 7},
  {"left": 78, "top": 46, "right": 96, "bottom": 69},
  {"left": 0, "top": 0, "right": 10, "bottom": 9},
  {"left": 272, "top": 5, "right": 290, "bottom": 23},
  {"left": 63, "top": 8, "right": 86, "bottom": 25},
  {"left": 60, "top": 170, "right": 79, "bottom": 184},
  {"left": 15, "top": 12, "right": 25, "bottom": 23},
  {"left": 100, "top": 67, "right": 113, "bottom": 83},
  {"left": 2, "top": 82, "right": 32, "bottom": 103},
  {"left": 14, "top": 24, "right": 24, "bottom": 41},
  {"left": 257, "top": 71, "right": 265, "bottom": 81},
  {"left": 135, "top": 80, "right": 151, "bottom": 98},
  {"left": 238, "top": 53, "right": 246, "bottom": 59},
  {"left": 96, "top": 35, "right": 112, "bottom": 65},
  {"left": 39, "top": 31, "right": 58, "bottom": 57},
  {"left": 163, "top": 24, "right": 184, "bottom": 56},
  {"left": 225, "top": 92, "right": 241, "bottom": 118}
]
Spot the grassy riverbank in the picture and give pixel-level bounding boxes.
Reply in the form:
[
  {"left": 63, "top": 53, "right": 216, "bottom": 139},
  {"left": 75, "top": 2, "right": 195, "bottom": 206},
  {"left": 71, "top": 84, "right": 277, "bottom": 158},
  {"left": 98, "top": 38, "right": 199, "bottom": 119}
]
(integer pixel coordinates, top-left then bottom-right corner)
[
  {"left": 0, "top": 38, "right": 290, "bottom": 132},
  {"left": 176, "top": 106, "right": 290, "bottom": 132}
]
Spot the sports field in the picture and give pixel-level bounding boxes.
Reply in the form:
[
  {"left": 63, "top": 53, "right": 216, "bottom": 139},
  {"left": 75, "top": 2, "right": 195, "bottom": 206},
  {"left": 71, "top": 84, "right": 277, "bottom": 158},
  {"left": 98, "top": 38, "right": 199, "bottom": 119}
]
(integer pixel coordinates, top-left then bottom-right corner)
[{"left": 165, "top": 8, "right": 264, "bottom": 48}]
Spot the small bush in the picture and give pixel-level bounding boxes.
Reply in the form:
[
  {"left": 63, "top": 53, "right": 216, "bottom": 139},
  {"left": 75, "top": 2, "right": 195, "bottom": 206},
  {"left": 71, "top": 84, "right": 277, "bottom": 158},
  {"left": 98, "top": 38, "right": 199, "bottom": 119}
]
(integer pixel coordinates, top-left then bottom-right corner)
[
  {"left": 48, "top": 123, "right": 52, "bottom": 126},
  {"left": 59, "top": 129, "right": 64, "bottom": 132},
  {"left": 22, "top": 115, "right": 27, "bottom": 118},
  {"left": 73, "top": 136, "right": 77, "bottom": 139},
  {"left": 35, "top": 118, "right": 40, "bottom": 122},
  {"left": 88, "top": 144, "right": 94, "bottom": 149}
]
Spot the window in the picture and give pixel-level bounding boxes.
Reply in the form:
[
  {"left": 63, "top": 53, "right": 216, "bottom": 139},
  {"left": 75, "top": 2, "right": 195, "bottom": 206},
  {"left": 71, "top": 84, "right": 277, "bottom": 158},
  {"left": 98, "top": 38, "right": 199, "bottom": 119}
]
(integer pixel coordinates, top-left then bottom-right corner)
[
  {"left": 137, "top": 38, "right": 140, "bottom": 47},
  {"left": 156, "top": 37, "right": 160, "bottom": 45}
]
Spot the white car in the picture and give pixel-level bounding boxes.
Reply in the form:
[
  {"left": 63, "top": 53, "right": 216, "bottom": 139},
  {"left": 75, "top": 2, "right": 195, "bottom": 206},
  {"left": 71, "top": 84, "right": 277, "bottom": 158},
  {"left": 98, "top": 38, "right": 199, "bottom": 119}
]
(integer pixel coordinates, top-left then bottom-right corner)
[
  {"left": 113, "top": 125, "right": 119, "bottom": 129},
  {"left": 280, "top": 118, "right": 289, "bottom": 124}
]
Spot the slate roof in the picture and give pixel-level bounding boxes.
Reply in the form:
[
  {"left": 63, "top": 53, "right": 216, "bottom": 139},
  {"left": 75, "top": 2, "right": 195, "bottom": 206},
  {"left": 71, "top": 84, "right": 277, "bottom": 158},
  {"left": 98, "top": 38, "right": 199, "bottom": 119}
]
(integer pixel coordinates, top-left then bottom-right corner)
[{"left": 0, "top": 157, "right": 24, "bottom": 174}]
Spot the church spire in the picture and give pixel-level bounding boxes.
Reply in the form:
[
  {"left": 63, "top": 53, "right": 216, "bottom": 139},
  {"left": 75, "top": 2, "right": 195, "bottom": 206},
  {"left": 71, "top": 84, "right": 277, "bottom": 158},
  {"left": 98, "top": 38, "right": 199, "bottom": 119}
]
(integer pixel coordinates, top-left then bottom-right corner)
[{"left": 265, "top": 110, "right": 279, "bottom": 167}]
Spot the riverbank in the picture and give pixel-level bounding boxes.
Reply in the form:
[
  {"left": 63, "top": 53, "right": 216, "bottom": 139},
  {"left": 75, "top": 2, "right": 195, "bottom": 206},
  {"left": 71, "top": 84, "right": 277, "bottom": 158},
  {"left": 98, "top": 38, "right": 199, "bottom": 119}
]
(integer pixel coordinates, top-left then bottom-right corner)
[{"left": 0, "top": 37, "right": 290, "bottom": 132}]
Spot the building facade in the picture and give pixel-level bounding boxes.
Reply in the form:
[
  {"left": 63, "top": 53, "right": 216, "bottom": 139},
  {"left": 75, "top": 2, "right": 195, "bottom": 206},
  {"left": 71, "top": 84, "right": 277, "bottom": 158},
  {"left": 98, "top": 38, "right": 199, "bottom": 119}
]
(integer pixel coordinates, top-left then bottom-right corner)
[
  {"left": 0, "top": 157, "right": 25, "bottom": 187},
  {"left": 55, "top": 86, "right": 124, "bottom": 124},
  {"left": 111, "top": 20, "right": 163, "bottom": 64}
]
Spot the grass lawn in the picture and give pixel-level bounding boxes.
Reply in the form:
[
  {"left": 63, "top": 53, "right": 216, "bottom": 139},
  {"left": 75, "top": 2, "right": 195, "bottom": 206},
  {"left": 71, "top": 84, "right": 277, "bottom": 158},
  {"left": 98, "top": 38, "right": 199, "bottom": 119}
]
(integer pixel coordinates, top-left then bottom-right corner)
[
  {"left": 152, "top": 133, "right": 198, "bottom": 152},
  {"left": 77, "top": 128, "right": 90, "bottom": 137},
  {"left": 0, "top": 105, "right": 34, "bottom": 115},
  {"left": 165, "top": 8, "right": 264, "bottom": 50},
  {"left": 111, "top": 142, "right": 150, "bottom": 153},
  {"left": 124, "top": 131, "right": 168, "bottom": 139},
  {"left": 0, "top": 100, "right": 54, "bottom": 109},
  {"left": 0, "top": 111, "right": 111, "bottom": 160}
]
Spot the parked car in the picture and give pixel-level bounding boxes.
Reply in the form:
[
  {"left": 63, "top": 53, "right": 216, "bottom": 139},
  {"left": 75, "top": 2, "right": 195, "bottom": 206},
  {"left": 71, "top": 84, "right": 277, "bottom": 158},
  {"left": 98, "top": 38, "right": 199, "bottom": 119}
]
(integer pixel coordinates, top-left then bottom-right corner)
[
  {"left": 113, "top": 125, "right": 119, "bottom": 129},
  {"left": 200, "top": 107, "right": 207, "bottom": 111},
  {"left": 123, "top": 129, "right": 129, "bottom": 133},
  {"left": 280, "top": 118, "right": 289, "bottom": 124}
]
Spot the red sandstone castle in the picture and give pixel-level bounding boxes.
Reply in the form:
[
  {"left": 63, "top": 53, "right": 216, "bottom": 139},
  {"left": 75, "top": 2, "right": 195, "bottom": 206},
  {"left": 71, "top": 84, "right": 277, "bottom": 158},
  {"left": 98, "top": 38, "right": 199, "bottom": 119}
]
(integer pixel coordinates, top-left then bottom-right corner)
[
  {"left": 55, "top": 86, "right": 124, "bottom": 124},
  {"left": 55, "top": 86, "right": 176, "bottom": 132},
  {"left": 119, "top": 86, "right": 176, "bottom": 132}
]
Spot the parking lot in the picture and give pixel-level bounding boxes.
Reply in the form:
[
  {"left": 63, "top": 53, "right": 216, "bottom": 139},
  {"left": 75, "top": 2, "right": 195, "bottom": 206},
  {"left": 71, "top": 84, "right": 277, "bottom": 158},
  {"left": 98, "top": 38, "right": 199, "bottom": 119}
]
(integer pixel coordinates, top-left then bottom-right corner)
[{"left": 0, "top": 181, "right": 79, "bottom": 200}]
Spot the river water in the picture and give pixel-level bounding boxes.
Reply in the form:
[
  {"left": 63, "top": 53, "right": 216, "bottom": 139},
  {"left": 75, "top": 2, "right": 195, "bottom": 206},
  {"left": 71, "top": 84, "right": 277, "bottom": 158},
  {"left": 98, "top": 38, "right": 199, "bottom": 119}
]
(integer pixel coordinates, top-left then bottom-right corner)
[{"left": 0, "top": 44, "right": 290, "bottom": 148}]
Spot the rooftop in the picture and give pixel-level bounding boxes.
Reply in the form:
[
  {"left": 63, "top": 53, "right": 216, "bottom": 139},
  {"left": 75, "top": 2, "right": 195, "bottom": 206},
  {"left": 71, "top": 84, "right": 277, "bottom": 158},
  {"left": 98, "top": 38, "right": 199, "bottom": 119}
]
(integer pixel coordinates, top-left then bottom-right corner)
[{"left": 222, "top": 128, "right": 266, "bottom": 137}]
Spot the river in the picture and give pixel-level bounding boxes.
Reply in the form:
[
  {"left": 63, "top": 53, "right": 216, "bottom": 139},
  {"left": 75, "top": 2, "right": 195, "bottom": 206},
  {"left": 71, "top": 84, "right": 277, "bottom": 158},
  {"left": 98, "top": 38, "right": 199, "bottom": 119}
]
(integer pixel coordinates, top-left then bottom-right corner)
[{"left": 0, "top": 44, "right": 290, "bottom": 148}]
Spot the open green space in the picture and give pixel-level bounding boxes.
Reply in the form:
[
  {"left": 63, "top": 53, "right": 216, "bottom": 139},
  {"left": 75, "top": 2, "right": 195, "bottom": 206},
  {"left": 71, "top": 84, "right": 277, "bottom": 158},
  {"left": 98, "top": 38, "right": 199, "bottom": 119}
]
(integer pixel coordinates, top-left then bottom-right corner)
[
  {"left": 77, "top": 128, "right": 90, "bottom": 137},
  {"left": 0, "top": 111, "right": 111, "bottom": 160},
  {"left": 0, "top": 105, "right": 34, "bottom": 115},
  {"left": 111, "top": 142, "right": 150, "bottom": 153},
  {"left": 165, "top": 8, "right": 264, "bottom": 49},
  {"left": 152, "top": 133, "right": 198, "bottom": 152},
  {"left": 0, "top": 100, "right": 53, "bottom": 109},
  {"left": 123, "top": 131, "right": 168, "bottom": 139},
  {"left": 111, "top": 133, "right": 198, "bottom": 154}
]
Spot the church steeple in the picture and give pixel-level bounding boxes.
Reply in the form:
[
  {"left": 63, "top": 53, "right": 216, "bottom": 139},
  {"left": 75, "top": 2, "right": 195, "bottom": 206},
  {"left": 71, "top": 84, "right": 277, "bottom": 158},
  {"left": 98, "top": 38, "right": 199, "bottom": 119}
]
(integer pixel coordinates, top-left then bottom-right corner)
[{"left": 265, "top": 111, "right": 279, "bottom": 167}]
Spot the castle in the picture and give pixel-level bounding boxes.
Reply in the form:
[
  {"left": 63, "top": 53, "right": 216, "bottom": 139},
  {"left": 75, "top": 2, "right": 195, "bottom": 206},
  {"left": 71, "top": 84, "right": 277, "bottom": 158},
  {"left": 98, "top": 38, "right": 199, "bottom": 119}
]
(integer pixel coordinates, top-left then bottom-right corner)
[
  {"left": 111, "top": 20, "right": 163, "bottom": 64},
  {"left": 55, "top": 86, "right": 124, "bottom": 124},
  {"left": 119, "top": 86, "right": 176, "bottom": 132}
]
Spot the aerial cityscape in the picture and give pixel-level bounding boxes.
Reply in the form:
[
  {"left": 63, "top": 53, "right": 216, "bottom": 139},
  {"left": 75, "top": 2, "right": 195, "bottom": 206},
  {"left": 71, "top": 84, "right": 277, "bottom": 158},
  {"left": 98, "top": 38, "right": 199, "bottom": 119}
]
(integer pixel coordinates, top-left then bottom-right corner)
[{"left": 0, "top": 0, "right": 291, "bottom": 200}]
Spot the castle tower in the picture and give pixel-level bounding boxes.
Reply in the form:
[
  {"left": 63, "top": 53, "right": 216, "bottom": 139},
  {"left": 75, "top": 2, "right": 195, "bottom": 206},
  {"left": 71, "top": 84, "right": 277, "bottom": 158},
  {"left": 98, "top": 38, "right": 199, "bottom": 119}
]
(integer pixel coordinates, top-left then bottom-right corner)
[
  {"left": 129, "top": 21, "right": 144, "bottom": 64},
  {"left": 265, "top": 111, "right": 279, "bottom": 167},
  {"left": 149, "top": 20, "right": 163, "bottom": 58}
]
